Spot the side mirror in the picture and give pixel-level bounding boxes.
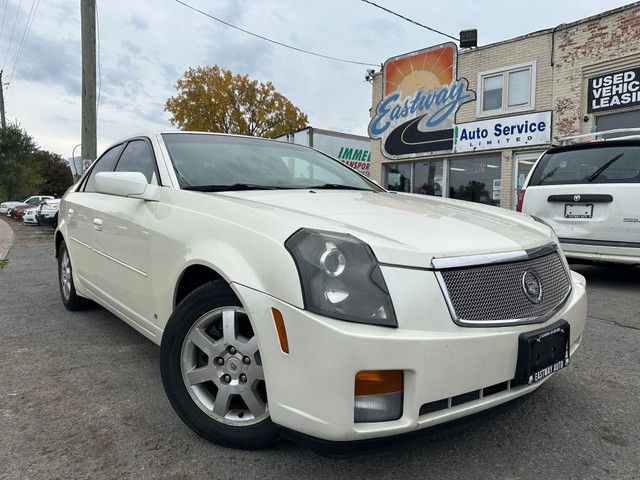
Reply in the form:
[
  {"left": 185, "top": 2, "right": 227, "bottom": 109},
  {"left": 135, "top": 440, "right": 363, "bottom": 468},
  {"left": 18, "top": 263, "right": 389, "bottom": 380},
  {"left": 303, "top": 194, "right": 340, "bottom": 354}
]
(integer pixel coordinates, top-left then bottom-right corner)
[{"left": 94, "top": 171, "right": 160, "bottom": 201}]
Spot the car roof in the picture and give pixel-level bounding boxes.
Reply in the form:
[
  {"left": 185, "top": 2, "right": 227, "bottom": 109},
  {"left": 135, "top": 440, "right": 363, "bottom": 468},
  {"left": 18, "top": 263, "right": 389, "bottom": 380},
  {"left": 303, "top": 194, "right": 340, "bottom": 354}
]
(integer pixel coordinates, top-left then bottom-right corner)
[
  {"left": 555, "top": 128, "right": 640, "bottom": 147},
  {"left": 105, "top": 130, "right": 291, "bottom": 152},
  {"left": 546, "top": 138, "right": 640, "bottom": 155}
]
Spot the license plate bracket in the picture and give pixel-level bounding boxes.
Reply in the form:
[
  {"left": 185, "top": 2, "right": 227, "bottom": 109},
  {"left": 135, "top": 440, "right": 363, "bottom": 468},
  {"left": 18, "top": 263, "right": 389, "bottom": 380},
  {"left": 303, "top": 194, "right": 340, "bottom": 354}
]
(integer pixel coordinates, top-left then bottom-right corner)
[
  {"left": 564, "top": 203, "right": 593, "bottom": 218},
  {"left": 514, "top": 320, "right": 570, "bottom": 386}
]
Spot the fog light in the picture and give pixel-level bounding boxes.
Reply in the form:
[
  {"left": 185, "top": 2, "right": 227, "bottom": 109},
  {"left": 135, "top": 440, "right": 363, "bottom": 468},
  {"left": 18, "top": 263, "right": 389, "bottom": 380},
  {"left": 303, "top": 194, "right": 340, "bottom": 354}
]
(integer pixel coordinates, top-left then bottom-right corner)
[{"left": 354, "top": 370, "right": 403, "bottom": 423}]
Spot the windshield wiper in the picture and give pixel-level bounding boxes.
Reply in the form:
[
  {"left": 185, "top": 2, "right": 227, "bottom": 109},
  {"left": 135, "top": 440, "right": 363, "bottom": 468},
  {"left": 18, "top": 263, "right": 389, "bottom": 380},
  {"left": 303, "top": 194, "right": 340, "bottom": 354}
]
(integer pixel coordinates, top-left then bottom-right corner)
[
  {"left": 183, "top": 183, "right": 279, "bottom": 192},
  {"left": 587, "top": 152, "right": 624, "bottom": 182},
  {"left": 538, "top": 166, "right": 560, "bottom": 184},
  {"left": 183, "top": 183, "right": 373, "bottom": 192},
  {"left": 305, "top": 183, "right": 371, "bottom": 191}
]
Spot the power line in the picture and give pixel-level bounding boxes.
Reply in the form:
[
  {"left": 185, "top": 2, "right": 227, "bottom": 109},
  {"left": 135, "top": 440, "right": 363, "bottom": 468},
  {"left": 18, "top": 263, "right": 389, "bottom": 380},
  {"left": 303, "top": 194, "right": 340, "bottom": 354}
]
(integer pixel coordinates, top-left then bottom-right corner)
[
  {"left": 8, "top": 0, "right": 39, "bottom": 86},
  {"left": 2, "top": 0, "right": 22, "bottom": 71},
  {"left": 360, "top": 0, "right": 459, "bottom": 42},
  {"left": 174, "top": 0, "right": 378, "bottom": 67},
  {"left": 96, "top": 2, "right": 101, "bottom": 112},
  {"left": 0, "top": 0, "right": 9, "bottom": 45}
]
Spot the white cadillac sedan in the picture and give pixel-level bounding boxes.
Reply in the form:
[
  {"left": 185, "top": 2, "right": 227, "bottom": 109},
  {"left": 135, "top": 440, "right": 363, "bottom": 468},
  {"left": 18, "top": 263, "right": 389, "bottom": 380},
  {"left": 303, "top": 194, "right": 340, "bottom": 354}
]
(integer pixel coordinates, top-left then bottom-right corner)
[{"left": 55, "top": 131, "right": 587, "bottom": 450}]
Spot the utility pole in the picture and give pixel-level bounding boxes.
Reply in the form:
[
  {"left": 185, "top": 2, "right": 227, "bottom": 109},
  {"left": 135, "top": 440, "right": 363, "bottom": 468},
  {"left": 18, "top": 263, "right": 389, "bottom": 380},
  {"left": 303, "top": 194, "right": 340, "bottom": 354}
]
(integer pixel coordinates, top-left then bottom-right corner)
[
  {"left": 0, "top": 70, "right": 6, "bottom": 130},
  {"left": 80, "top": 0, "right": 97, "bottom": 173}
]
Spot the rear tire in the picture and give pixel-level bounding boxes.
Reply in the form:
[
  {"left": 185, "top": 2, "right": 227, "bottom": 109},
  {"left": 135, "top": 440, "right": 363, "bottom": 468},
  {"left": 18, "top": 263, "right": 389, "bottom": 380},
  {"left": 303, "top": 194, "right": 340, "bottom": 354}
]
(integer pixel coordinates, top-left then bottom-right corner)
[
  {"left": 160, "top": 280, "right": 278, "bottom": 449},
  {"left": 58, "top": 240, "right": 92, "bottom": 310}
]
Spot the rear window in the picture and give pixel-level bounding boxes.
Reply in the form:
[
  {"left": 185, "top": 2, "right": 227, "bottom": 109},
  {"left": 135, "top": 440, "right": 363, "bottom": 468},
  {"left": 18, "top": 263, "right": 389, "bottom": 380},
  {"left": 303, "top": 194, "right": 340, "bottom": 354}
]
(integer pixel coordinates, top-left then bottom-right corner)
[{"left": 530, "top": 144, "right": 640, "bottom": 186}]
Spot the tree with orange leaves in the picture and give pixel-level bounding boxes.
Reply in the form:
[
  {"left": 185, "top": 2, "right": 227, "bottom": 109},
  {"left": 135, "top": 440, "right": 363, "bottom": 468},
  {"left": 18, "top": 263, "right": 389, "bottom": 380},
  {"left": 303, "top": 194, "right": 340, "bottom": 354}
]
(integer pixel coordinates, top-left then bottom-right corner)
[{"left": 165, "top": 65, "right": 308, "bottom": 138}]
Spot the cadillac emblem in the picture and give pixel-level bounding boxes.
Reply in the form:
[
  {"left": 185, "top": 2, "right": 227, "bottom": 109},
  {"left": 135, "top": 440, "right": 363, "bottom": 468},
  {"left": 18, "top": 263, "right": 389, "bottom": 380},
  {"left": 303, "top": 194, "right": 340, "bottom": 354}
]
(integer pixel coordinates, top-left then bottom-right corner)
[{"left": 522, "top": 270, "right": 543, "bottom": 304}]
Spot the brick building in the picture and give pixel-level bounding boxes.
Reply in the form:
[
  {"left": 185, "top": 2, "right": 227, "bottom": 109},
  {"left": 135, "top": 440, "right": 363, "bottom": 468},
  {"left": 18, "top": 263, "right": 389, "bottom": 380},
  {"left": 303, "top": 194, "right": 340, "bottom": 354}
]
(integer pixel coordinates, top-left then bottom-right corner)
[{"left": 368, "top": 3, "right": 640, "bottom": 209}]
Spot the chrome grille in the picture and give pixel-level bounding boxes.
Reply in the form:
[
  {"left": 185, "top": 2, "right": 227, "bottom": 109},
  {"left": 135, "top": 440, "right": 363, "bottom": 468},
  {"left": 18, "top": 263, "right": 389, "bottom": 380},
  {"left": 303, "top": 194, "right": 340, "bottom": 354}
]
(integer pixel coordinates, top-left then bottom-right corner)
[{"left": 436, "top": 250, "right": 571, "bottom": 326}]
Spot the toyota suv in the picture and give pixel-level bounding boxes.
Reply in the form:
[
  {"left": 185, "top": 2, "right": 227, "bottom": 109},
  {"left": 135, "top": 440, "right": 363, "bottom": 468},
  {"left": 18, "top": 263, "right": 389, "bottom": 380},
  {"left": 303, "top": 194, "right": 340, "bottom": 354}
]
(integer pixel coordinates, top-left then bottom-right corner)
[{"left": 518, "top": 129, "right": 640, "bottom": 268}]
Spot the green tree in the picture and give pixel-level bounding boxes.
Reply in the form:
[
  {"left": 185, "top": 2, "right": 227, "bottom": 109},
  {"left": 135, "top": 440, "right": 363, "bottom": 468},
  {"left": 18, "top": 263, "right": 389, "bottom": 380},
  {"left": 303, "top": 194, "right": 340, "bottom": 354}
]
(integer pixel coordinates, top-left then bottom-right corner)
[
  {"left": 0, "top": 123, "right": 42, "bottom": 200},
  {"left": 35, "top": 150, "right": 74, "bottom": 197},
  {"left": 165, "top": 65, "right": 309, "bottom": 138}
]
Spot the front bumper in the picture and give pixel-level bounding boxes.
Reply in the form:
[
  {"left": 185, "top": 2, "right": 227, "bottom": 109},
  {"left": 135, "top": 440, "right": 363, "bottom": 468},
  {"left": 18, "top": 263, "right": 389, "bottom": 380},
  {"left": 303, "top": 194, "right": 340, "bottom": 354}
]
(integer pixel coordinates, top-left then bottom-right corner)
[{"left": 233, "top": 269, "right": 587, "bottom": 443}]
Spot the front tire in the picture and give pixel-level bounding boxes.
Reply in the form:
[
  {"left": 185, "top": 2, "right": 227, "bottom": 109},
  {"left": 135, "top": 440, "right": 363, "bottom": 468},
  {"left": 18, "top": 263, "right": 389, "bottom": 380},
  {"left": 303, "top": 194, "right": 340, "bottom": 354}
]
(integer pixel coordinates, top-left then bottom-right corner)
[{"left": 160, "top": 280, "right": 278, "bottom": 449}]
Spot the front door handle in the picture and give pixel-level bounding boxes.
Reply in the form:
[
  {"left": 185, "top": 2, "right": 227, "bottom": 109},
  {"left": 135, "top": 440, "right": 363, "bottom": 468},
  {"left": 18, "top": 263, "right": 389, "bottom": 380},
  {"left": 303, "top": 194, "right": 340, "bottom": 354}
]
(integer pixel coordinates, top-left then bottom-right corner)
[{"left": 93, "top": 218, "right": 103, "bottom": 231}]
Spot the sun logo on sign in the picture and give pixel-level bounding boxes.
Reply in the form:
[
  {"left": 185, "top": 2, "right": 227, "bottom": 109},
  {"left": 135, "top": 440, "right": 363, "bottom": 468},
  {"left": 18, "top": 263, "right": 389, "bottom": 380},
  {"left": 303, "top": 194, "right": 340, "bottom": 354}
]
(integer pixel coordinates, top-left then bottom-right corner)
[{"left": 384, "top": 46, "right": 454, "bottom": 100}]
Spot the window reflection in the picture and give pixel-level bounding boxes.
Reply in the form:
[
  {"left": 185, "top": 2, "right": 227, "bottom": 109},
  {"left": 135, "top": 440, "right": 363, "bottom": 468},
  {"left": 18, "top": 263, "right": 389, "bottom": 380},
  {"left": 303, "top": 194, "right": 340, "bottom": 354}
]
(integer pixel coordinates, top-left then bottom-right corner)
[
  {"left": 414, "top": 162, "right": 443, "bottom": 196},
  {"left": 449, "top": 156, "right": 502, "bottom": 207},
  {"left": 386, "top": 164, "right": 411, "bottom": 192}
]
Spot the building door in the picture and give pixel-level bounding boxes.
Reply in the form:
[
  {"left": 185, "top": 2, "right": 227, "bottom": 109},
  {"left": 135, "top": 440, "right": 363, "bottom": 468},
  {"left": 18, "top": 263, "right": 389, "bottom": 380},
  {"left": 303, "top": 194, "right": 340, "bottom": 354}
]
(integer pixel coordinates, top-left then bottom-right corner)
[{"left": 514, "top": 151, "right": 544, "bottom": 209}]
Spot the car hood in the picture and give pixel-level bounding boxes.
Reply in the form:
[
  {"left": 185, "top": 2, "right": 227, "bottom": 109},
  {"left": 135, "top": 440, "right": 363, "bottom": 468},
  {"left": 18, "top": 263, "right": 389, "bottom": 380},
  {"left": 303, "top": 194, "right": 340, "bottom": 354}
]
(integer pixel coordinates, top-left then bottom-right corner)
[{"left": 218, "top": 190, "right": 553, "bottom": 269}]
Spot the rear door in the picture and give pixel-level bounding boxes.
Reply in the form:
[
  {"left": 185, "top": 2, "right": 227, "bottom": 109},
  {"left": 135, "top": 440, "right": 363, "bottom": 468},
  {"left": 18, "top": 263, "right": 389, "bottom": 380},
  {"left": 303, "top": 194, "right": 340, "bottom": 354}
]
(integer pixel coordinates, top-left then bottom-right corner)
[
  {"left": 522, "top": 142, "right": 640, "bottom": 243},
  {"left": 64, "top": 143, "right": 124, "bottom": 290}
]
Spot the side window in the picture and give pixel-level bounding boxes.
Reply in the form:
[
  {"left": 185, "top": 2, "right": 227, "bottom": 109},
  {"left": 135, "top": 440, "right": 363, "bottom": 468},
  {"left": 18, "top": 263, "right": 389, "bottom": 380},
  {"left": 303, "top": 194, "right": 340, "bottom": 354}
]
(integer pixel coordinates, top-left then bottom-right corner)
[
  {"left": 115, "top": 140, "right": 159, "bottom": 185},
  {"left": 83, "top": 144, "right": 124, "bottom": 192}
]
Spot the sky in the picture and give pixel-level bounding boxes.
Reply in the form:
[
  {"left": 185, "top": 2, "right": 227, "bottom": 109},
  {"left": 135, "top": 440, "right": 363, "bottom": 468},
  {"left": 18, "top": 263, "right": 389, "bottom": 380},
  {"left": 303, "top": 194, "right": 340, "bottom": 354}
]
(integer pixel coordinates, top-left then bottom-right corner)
[{"left": 0, "top": 0, "right": 634, "bottom": 160}]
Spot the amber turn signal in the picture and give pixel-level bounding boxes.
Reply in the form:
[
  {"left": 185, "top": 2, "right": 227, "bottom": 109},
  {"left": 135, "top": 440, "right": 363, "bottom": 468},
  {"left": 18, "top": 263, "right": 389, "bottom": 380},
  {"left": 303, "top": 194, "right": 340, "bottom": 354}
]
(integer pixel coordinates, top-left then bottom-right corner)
[
  {"left": 271, "top": 308, "right": 289, "bottom": 354},
  {"left": 355, "top": 370, "right": 404, "bottom": 396}
]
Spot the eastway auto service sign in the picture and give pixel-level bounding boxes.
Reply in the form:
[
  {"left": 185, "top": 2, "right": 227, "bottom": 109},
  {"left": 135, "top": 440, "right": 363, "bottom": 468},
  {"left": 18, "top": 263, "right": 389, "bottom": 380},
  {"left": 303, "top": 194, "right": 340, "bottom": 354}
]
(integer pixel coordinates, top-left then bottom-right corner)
[
  {"left": 369, "top": 43, "right": 475, "bottom": 159},
  {"left": 588, "top": 67, "right": 640, "bottom": 113},
  {"left": 454, "top": 111, "right": 552, "bottom": 153}
]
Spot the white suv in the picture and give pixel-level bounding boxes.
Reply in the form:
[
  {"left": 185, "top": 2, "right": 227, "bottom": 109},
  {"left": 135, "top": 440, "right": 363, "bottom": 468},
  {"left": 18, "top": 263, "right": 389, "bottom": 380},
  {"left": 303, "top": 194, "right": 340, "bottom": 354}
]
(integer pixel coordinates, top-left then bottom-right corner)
[{"left": 519, "top": 129, "right": 640, "bottom": 268}]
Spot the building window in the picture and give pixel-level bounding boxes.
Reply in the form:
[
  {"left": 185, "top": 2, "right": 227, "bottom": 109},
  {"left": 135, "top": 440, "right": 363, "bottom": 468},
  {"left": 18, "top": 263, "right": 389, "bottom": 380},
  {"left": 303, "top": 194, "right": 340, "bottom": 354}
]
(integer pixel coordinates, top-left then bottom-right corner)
[
  {"left": 413, "top": 162, "right": 443, "bottom": 196},
  {"left": 449, "top": 156, "right": 502, "bottom": 207},
  {"left": 386, "top": 163, "right": 411, "bottom": 192},
  {"left": 477, "top": 62, "right": 536, "bottom": 117},
  {"left": 385, "top": 157, "right": 504, "bottom": 207}
]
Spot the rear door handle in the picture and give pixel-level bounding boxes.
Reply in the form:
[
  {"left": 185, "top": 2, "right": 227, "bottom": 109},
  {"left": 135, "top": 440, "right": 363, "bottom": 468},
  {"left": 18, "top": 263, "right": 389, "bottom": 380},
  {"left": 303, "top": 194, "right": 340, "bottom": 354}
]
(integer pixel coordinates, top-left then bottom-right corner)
[
  {"left": 68, "top": 208, "right": 74, "bottom": 219},
  {"left": 93, "top": 218, "right": 103, "bottom": 231}
]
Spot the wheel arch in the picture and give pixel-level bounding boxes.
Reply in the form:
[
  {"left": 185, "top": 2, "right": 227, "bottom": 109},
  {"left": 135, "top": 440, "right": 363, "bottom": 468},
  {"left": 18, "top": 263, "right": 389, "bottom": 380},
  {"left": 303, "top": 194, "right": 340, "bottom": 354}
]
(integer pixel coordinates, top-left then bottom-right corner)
[
  {"left": 54, "top": 230, "right": 65, "bottom": 257},
  {"left": 174, "top": 263, "right": 225, "bottom": 309},
  {"left": 164, "top": 236, "right": 304, "bottom": 315}
]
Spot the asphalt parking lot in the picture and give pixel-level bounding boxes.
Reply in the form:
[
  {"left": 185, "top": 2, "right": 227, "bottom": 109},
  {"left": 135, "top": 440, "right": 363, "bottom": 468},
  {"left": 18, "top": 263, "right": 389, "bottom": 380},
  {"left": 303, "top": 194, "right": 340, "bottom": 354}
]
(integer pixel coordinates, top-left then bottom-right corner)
[{"left": 1, "top": 216, "right": 639, "bottom": 479}]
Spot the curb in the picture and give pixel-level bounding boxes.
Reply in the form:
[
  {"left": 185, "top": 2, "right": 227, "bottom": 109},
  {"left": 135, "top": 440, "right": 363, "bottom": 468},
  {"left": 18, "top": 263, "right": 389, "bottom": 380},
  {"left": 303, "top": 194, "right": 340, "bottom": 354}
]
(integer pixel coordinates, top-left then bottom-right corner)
[{"left": 0, "top": 216, "right": 15, "bottom": 260}]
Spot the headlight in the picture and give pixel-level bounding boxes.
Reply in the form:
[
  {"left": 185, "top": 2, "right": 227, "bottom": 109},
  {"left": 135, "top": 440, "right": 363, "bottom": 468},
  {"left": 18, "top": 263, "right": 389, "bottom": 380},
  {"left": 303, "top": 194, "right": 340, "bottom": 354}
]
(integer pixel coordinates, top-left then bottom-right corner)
[{"left": 285, "top": 229, "right": 397, "bottom": 327}]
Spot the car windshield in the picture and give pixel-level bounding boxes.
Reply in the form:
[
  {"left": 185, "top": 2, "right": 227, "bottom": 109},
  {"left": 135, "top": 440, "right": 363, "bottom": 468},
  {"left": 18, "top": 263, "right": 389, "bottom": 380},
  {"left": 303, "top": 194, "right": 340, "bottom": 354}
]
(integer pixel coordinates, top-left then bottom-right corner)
[
  {"left": 530, "top": 144, "right": 640, "bottom": 186},
  {"left": 161, "top": 133, "right": 381, "bottom": 192}
]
